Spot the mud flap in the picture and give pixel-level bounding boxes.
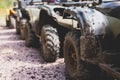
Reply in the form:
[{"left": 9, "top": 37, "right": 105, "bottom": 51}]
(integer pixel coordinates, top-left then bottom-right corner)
[{"left": 80, "top": 35, "right": 98, "bottom": 64}]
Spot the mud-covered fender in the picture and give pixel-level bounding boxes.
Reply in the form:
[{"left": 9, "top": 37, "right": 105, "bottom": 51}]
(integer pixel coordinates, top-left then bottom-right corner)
[
  {"left": 82, "top": 8, "right": 110, "bottom": 36},
  {"left": 40, "top": 6, "right": 52, "bottom": 16},
  {"left": 40, "top": 5, "right": 65, "bottom": 18},
  {"left": 25, "top": 7, "right": 40, "bottom": 21},
  {"left": 84, "top": 8, "right": 120, "bottom": 38},
  {"left": 25, "top": 7, "right": 40, "bottom": 29}
]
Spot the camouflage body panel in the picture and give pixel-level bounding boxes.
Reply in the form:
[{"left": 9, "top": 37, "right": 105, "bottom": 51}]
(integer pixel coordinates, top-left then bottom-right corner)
[{"left": 57, "top": 6, "right": 110, "bottom": 36}]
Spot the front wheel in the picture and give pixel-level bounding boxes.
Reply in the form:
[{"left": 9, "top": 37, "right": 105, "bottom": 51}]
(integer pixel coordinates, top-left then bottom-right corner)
[
  {"left": 64, "top": 31, "right": 99, "bottom": 80},
  {"left": 40, "top": 25, "right": 60, "bottom": 62}
]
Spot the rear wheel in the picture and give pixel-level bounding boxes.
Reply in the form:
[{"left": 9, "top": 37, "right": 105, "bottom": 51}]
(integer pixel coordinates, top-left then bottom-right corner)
[
  {"left": 25, "top": 23, "right": 39, "bottom": 47},
  {"left": 16, "top": 17, "right": 20, "bottom": 34},
  {"left": 41, "top": 25, "right": 60, "bottom": 62},
  {"left": 9, "top": 15, "right": 16, "bottom": 28},
  {"left": 64, "top": 31, "right": 99, "bottom": 80},
  {"left": 20, "top": 19, "right": 27, "bottom": 40},
  {"left": 6, "top": 15, "right": 10, "bottom": 27}
]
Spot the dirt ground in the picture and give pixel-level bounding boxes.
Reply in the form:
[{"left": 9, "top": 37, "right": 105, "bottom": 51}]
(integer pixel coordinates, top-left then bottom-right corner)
[{"left": 0, "top": 17, "right": 65, "bottom": 80}]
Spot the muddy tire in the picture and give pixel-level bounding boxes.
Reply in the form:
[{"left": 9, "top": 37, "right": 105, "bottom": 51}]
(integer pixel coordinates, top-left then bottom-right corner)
[
  {"left": 6, "top": 15, "right": 10, "bottom": 27},
  {"left": 64, "top": 31, "right": 99, "bottom": 80},
  {"left": 20, "top": 19, "right": 27, "bottom": 40},
  {"left": 9, "top": 16, "right": 16, "bottom": 28},
  {"left": 16, "top": 17, "right": 20, "bottom": 34},
  {"left": 41, "top": 25, "right": 60, "bottom": 62},
  {"left": 25, "top": 23, "right": 39, "bottom": 47}
]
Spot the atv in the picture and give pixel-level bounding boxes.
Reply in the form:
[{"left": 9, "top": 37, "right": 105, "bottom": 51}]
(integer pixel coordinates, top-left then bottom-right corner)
[
  {"left": 22, "top": 0, "right": 120, "bottom": 80},
  {"left": 14, "top": 0, "right": 42, "bottom": 40},
  {"left": 6, "top": 2, "right": 17, "bottom": 28}
]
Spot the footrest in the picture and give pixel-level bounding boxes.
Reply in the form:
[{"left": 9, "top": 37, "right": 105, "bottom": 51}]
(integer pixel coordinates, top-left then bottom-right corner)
[{"left": 99, "top": 63, "right": 120, "bottom": 79}]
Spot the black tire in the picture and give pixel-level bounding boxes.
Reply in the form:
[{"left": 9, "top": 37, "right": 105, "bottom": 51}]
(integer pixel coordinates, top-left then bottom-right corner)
[
  {"left": 16, "top": 17, "right": 20, "bottom": 34},
  {"left": 6, "top": 15, "right": 10, "bottom": 27},
  {"left": 64, "top": 31, "right": 99, "bottom": 80},
  {"left": 9, "top": 15, "right": 16, "bottom": 28},
  {"left": 25, "top": 22, "right": 39, "bottom": 47},
  {"left": 20, "top": 19, "right": 27, "bottom": 40},
  {"left": 41, "top": 25, "right": 60, "bottom": 62}
]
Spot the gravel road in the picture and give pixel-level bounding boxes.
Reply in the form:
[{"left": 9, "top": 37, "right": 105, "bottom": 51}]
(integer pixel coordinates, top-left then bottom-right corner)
[{"left": 0, "top": 17, "right": 65, "bottom": 80}]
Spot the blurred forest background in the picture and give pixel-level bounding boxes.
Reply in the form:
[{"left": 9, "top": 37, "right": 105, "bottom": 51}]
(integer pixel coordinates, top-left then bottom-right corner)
[{"left": 0, "top": 0, "right": 15, "bottom": 16}]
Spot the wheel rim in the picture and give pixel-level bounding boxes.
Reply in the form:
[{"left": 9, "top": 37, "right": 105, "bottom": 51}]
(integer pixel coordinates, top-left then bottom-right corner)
[{"left": 66, "top": 40, "right": 77, "bottom": 74}]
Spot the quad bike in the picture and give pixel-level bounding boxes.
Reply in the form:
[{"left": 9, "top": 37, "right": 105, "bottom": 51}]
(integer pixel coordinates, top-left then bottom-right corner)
[
  {"left": 21, "top": 0, "right": 120, "bottom": 79},
  {"left": 6, "top": 6, "right": 17, "bottom": 28},
  {"left": 14, "top": 0, "right": 42, "bottom": 40},
  {"left": 63, "top": 1, "right": 120, "bottom": 80},
  {"left": 14, "top": 0, "right": 30, "bottom": 38}
]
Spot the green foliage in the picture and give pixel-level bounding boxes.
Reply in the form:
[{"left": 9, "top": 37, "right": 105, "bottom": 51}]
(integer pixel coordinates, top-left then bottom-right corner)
[
  {"left": 0, "top": 0, "right": 15, "bottom": 17},
  {"left": 0, "top": 0, "right": 15, "bottom": 9}
]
